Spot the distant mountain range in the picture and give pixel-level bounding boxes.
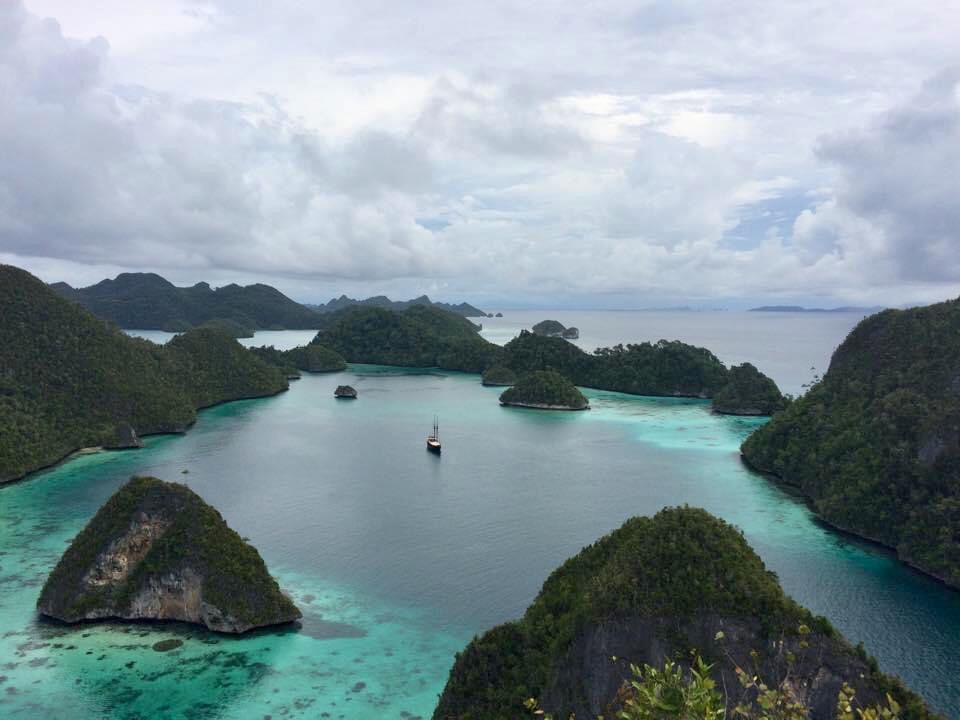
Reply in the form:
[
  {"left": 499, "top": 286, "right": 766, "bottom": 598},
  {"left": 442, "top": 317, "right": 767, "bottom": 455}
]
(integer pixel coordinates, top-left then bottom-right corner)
[
  {"left": 50, "top": 273, "right": 488, "bottom": 331},
  {"left": 307, "top": 294, "right": 486, "bottom": 317},
  {"left": 51, "top": 273, "right": 322, "bottom": 331},
  {"left": 748, "top": 305, "right": 885, "bottom": 314}
]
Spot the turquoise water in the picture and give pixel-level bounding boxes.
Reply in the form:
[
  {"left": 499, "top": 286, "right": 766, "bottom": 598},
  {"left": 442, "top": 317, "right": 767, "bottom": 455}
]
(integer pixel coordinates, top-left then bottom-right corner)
[
  {"left": 2, "top": 366, "right": 959, "bottom": 718},
  {"left": 125, "top": 308, "right": 865, "bottom": 396}
]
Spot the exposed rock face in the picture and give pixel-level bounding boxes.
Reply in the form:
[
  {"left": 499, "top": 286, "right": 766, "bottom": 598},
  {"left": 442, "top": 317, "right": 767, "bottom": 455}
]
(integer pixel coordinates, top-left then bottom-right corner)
[
  {"left": 433, "top": 507, "right": 933, "bottom": 720},
  {"left": 334, "top": 385, "right": 358, "bottom": 398},
  {"left": 103, "top": 423, "right": 144, "bottom": 449},
  {"left": 561, "top": 326, "right": 579, "bottom": 339},
  {"left": 540, "top": 616, "right": 886, "bottom": 720},
  {"left": 38, "top": 477, "right": 300, "bottom": 633}
]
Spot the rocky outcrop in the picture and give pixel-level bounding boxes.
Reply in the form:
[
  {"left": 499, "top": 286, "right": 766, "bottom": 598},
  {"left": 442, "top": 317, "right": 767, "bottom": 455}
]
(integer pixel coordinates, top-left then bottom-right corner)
[
  {"left": 561, "top": 326, "right": 579, "bottom": 339},
  {"left": 499, "top": 370, "right": 589, "bottom": 410},
  {"left": 38, "top": 477, "right": 300, "bottom": 633},
  {"left": 741, "top": 297, "right": 960, "bottom": 588},
  {"left": 334, "top": 385, "right": 358, "bottom": 398},
  {"left": 433, "top": 507, "right": 933, "bottom": 720},
  {"left": 712, "top": 362, "right": 787, "bottom": 416},
  {"left": 104, "top": 423, "right": 144, "bottom": 449}
]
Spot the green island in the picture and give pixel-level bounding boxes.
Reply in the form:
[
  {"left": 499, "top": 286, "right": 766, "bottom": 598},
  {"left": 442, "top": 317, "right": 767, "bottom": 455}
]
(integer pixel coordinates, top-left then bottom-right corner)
[
  {"left": 433, "top": 507, "right": 934, "bottom": 720},
  {"left": 713, "top": 362, "right": 789, "bottom": 415},
  {"left": 742, "top": 297, "right": 960, "bottom": 588},
  {"left": 195, "top": 317, "right": 256, "bottom": 338},
  {"left": 37, "top": 476, "right": 300, "bottom": 633},
  {"left": 0, "top": 265, "right": 289, "bottom": 484},
  {"left": 499, "top": 370, "right": 589, "bottom": 410},
  {"left": 308, "top": 292, "right": 486, "bottom": 318},
  {"left": 532, "top": 319, "right": 579, "bottom": 339},
  {"left": 481, "top": 366, "right": 517, "bottom": 386},
  {"left": 312, "top": 308, "right": 785, "bottom": 413},
  {"left": 51, "top": 272, "right": 322, "bottom": 330},
  {"left": 250, "top": 343, "right": 347, "bottom": 378}
]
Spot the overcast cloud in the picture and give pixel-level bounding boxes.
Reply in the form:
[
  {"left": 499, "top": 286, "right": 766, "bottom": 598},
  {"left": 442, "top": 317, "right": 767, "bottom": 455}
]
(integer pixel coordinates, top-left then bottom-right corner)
[{"left": 2, "top": 0, "right": 959, "bottom": 307}]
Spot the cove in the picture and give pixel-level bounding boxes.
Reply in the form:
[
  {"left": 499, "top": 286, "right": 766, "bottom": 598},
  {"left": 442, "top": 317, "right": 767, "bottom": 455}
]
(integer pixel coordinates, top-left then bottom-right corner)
[{"left": 1, "top": 365, "right": 958, "bottom": 718}]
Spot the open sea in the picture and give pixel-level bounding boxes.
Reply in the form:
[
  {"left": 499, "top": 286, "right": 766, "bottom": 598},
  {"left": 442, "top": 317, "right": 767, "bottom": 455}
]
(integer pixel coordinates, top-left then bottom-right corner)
[{"left": 3, "top": 310, "right": 959, "bottom": 719}]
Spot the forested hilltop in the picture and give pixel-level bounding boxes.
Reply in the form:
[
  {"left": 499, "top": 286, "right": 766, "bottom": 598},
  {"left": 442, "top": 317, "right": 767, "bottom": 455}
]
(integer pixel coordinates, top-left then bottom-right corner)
[
  {"left": 313, "top": 309, "right": 785, "bottom": 413},
  {"left": 435, "top": 507, "right": 933, "bottom": 720},
  {"left": 308, "top": 293, "right": 486, "bottom": 317},
  {"left": 742, "top": 298, "right": 960, "bottom": 587},
  {"left": 0, "top": 265, "right": 288, "bottom": 483},
  {"left": 52, "top": 272, "right": 322, "bottom": 330}
]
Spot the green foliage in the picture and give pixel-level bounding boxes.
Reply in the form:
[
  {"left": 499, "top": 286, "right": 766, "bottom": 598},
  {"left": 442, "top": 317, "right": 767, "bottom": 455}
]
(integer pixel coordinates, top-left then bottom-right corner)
[
  {"left": 0, "top": 265, "right": 287, "bottom": 482},
  {"left": 38, "top": 477, "right": 299, "bottom": 629},
  {"left": 500, "top": 370, "right": 589, "bottom": 409},
  {"left": 482, "top": 366, "right": 518, "bottom": 386},
  {"left": 620, "top": 656, "right": 725, "bottom": 720},
  {"left": 713, "top": 364, "right": 788, "bottom": 416},
  {"left": 435, "top": 508, "right": 810, "bottom": 719},
  {"left": 282, "top": 343, "right": 347, "bottom": 373},
  {"left": 53, "top": 272, "right": 321, "bottom": 330},
  {"left": 501, "top": 332, "right": 766, "bottom": 405},
  {"left": 312, "top": 308, "right": 782, "bottom": 409},
  {"left": 313, "top": 305, "right": 500, "bottom": 371},
  {"left": 532, "top": 319, "right": 567, "bottom": 336},
  {"left": 196, "top": 317, "right": 255, "bottom": 338},
  {"left": 741, "top": 298, "right": 960, "bottom": 586},
  {"left": 434, "top": 508, "right": 933, "bottom": 720}
]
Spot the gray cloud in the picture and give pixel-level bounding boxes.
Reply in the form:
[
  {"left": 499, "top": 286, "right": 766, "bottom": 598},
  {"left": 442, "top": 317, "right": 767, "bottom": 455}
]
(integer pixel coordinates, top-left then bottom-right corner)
[{"left": 3, "top": 0, "right": 960, "bottom": 306}]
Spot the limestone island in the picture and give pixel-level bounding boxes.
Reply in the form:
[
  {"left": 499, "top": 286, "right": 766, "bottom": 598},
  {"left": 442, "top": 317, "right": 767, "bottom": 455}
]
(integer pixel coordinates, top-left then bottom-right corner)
[
  {"left": 499, "top": 370, "right": 589, "bottom": 410},
  {"left": 434, "top": 507, "right": 933, "bottom": 720},
  {"left": 481, "top": 366, "right": 517, "bottom": 387},
  {"left": 531, "top": 318, "right": 579, "bottom": 339},
  {"left": 334, "top": 385, "right": 358, "bottom": 398},
  {"left": 37, "top": 477, "right": 300, "bottom": 634},
  {"left": 712, "top": 362, "right": 788, "bottom": 416}
]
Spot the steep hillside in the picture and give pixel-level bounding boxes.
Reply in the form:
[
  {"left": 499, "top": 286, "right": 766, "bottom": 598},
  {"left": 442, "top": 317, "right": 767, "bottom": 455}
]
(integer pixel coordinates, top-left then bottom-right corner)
[
  {"left": 742, "top": 298, "right": 960, "bottom": 586},
  {"left": 0, "top": 265, "right": 287, "bottom": 483},
  {"left": 52, "top": 273, "right": 321, "bottom": 330},
  {"left": 434, "top": 507, "right": 933, "bottom": 720}
]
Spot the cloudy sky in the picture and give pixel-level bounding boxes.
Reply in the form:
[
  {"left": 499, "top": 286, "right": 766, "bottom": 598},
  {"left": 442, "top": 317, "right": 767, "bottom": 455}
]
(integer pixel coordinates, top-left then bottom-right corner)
[{"left": 2, "top": 1, "right": 959, "bottom": 308}]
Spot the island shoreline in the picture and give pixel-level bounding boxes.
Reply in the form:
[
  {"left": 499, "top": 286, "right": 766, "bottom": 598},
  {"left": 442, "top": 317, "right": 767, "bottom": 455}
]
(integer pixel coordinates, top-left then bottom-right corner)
[{"left": 739, "top": 453, "right": 960, "bottom": 592}]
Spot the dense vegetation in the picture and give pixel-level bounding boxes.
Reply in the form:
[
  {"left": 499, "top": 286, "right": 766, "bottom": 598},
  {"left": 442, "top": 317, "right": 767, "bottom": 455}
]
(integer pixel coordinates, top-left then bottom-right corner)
[
  {"left": 713, "top": 363, "right": 789, "bottom": 415},
  {"left": 195, "top": 317, "right": 255, "bottom": 338},
  {"left": 742, "top": 298, "right": 960, "bottom": 587},
  {"left": 52, "top": 272, "right": 322, "bottom": 330},
  {"left": 482, "top": 366, "right": 517, "bottom": 386},
  {"left": 532, "top": 319, "right": 567, "bottom": 336},
  {"left": 503, "top": 332, "right": 734, "bottom": 399},
  {"left": 315, "top": 307, "right": 784, "bottom": 411},
  {"left": 499, "top": 370, "right": 589, "bottom": 409},
  {"left": 309, "top": 293, "right": 486, "bottom": 317},
  {"left": 252, "top": 343, "right": 347, "bottom": 376},
  {"left": 434, "top": 507, "right": 932, "bottom": 720},
  {"left": 38, "top": 476, "right": 300, "bottom": 630},
  {"left": 0, "top": 265, "right": 288, "bottom": 483},
  {"left": 313, "top": 305, "right": 497, "bottom": 371}
]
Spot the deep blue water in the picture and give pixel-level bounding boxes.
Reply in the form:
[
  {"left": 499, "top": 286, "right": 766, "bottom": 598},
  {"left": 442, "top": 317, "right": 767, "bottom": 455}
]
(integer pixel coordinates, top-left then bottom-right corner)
[{"left": 2, "top": 312, "right": 958, "bottom": 718}]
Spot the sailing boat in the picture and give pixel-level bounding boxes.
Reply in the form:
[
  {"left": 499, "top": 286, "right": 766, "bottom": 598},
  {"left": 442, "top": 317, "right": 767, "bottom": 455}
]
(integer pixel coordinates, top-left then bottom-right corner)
[{"left": 426, "top": 416, "right": 441, "bottom": 454}]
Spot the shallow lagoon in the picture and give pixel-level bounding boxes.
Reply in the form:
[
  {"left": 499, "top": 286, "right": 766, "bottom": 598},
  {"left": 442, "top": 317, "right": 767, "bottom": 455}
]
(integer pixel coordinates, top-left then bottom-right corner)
[{"left": 2, "top": 366, "right": 959, "bottom": 718}]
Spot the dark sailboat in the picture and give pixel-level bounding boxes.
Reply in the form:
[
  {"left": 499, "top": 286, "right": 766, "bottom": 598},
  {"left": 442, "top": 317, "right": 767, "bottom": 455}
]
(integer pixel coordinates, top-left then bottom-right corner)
[{"left": 427, "top": 416, "right": 441, "bottom": 454}]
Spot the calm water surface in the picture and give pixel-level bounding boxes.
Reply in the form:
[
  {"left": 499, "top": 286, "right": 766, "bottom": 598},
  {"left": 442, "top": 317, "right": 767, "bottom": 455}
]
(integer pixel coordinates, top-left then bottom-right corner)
[
  {"left": 2, "top": 313, "right": 956, "bottom": 718},
  {"left": 128, "top": 309, "right": 865, "bottom": 396}
]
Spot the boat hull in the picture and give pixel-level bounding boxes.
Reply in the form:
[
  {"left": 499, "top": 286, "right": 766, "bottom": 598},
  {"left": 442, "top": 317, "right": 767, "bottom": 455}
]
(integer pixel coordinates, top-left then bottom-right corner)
[{"left": 426, "top": 441, "right": 441, "bottom": 454}]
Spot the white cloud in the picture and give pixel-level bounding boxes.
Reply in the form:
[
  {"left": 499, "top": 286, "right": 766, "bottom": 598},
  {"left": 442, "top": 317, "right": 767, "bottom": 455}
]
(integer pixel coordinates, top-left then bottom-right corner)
[{"left": 2, "top": 0, "right": 960, "bottom": 306}]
